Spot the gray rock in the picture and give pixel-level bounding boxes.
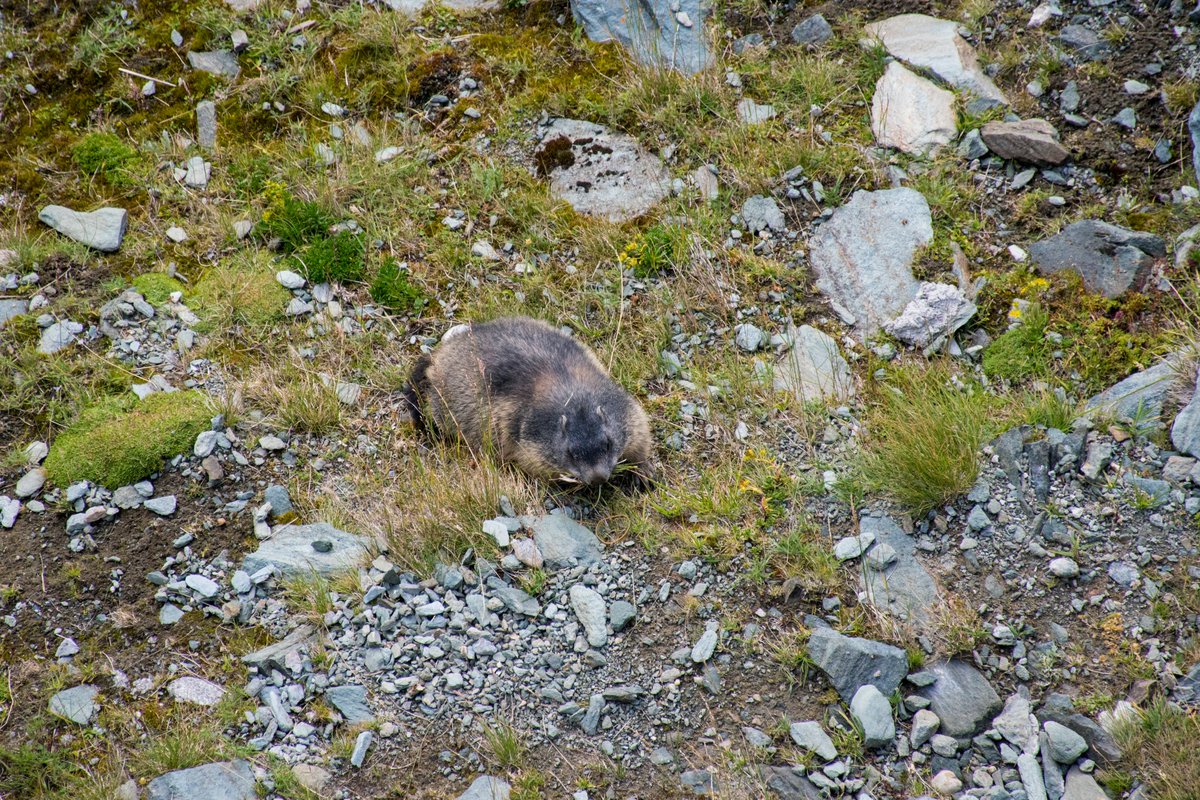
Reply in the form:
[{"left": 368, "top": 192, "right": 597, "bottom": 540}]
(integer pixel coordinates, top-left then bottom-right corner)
[
  {"left": 860, "top": 514, "right": 940, "bottom": 624},
  {"left": 981, "top": 119, "right": 1069, "bottom": 166},
  {"left": 147, "top": 761, "right": 255, "bottom": 800},
  {"left": 1045, "top": 720, "right": 1088, "bottom": 763},
  {"left": 691, "top": 625, "right": 718, "bottom": 663},
  {"left": 773, "top": 324, "right": 854, "bottom": 405},
  {"left": 569, "top": 584, "right": 608, "bottom": 648},
  {"left": 808, "top": 188, "right": 931, "bottom": 337},
  {"left": 789, "top": 720, "right": 838, "bottom": 761},
  {"left": 1049, "top": 557, "right": 1079, "bottom": 578},
  {"left": 1112, "top": 107, "right": 1136, "bottom": 130},
  {"left": 457, "top": 776, "right": 511, "bottom": 800},
  {"left": 15, "top": 468, "right": 46, "bottom": 499},
  {"left": 196, "top": 101, "right": 217, "bottom": 149},
  {"left": 760, "top": 767, "right": 822, "bottom": 800},
  {"left": 0, "top": 496, "right": 18, "bottom": 529},
  {"left": 1039, "top": 694, "right": 1121, "bottom": 765},
  {"left": 958, "top": 128, "right": 988, "bottom": 160},
  {"left": 1171, "top": 375, "right": 1200, "bottom": 458},
  {"left": 536, "top": 118, "right": 670, "bottom": 223},
  {"left": 791, "top": 14, "right": 833, "bottom": 46},
  {"left": 1084, "top": 361, "right": 1174, "bottom": 424},
  {"left": 524, "top": 514, "right": 603, "bottom": 569},
  {"left": 736, "top": 98, "right": 777, "bottom": 125},
  {"left": 48, "top": 685, "right": 99, "bottom": 725},
  {"left": 350, "top": 730, "right": 373, "bottom": 767},
  {"left": 39, "top": 206, "right": 128, "bottom": 252},
  {"left": 1060, "top": 81, "right": 1081, "bottom": 113},
  {"left": 918, "top": 659, "right": 1002, "bottom": 737},
  {"left": 1057, "top": 25, "right": 1109, "bottom": 61},
  {"left": 910, "top": 708, "right": 940, "bottom": 747},
  {"left": 186, "top": 50, "right": 240, "bottom": 78},
  {"left": 834, "top": 531, "right": 875, "bottom": 561},
  {"left": 679, "top": 769, "right": 716, "bottom": 796},
  {"left": 609, "top": 600, "right": 636, "bottom": 631},
  {"left": 863, "top": 13, "right": 1006, "bottom": 104},
  {"left": 1190, "top": 99, "right": 1200, "bottom": 188},
  {"left": 55, "top": 638, "right": 79, "bottom": 658},
  {"left": 1018, "top": 752, "right": 1049, "bottom": 800},
  {"left": 884, "top": 281, "right": 976, "bottom": 350},
  {"left": 264, "top": 484, "right": 292, "bottom": 517},
  {"left": 871, "top": 62, "right": 957, "bottom": 156},
  {"left": 735, "top": 323, "right": 765, "bottom": 352},
  {"left": 490, "top": 583, "right": 542, "bottom": 616},
  {"left": 144, "top": 495, "right": 177, "bottom": 516},
  {"left": 994, "top": 693, "right": 1036, "bottom": 746},
  {"left": 185, "top": 573, "right": 220, "bottom": 598},
  {"left": 1029, "top": 220, "right": 1165, "bottom": 298},
  {"left": 326, "top": 684, "right": 375, "bottom": 723},
  {"left": 159, "top": 604, "right": 184, "bottom": 625},
  {"left": 742, "top": 195, "right": 785, "bottom": 233},
  {"left": 38, "top": 320, "right": 83, "bottom": 354},
  {"left": 570, "top": 0, "right": 710, "bottom": 74},
  {"left": 182, "top": 156, "right": 210, "bottom": 189},
  {"left": 167, "top": 677, "right": 225, "bottom": 706},
  {"left": 806, "top": 625, "right": 907, "bottom": 702},
  {"left": 581, "top": 694, "right": 605, "bottom": 734},
  {"left": 1063, "top": 767, "right": 1109, "bottom": 800},
  {"left": 0, "top": 298, "right": 28, "bottom": 329},
  {"left": 241, "top": 522, "right": 370, "bottom": 577},
  {"left": 850, "top": 684, "right": 895, "bottom": 749}
]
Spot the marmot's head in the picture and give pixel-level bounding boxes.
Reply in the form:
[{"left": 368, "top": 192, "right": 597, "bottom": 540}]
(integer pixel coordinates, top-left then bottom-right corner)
[{"left": 525, "top": 395, "right": 628, "bottom": 486}]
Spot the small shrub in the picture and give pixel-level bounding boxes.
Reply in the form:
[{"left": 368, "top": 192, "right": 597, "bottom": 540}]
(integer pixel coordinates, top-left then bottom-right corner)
[
  {"left": 370, "top": 260, "right": 426, "bottom": 313},
  {"left": 982, "top": 304, "right": 1053, "bottom": 383},
  {"left": 482, "top": 720, "right": 526, "bottom": 769},
  {"left": 291, "top": 231, "right": 365, "bottom": 284},
  {"left": 43, "top": 390, "right": 212, "bottom": 488},
  {"left": 72, "top": 133, "right": 139, "bottom": 186},
  {"left": 860, "top": 364, "right": 1006, "bottom": 514},
  {"left": 256, "top": 185, "right": 334, "bottom": 252},
  {"left": 131, "top": 272, "right": 185, "bottom": 305},
  {"left": 617, "top": 224, "right": 687, "bottom": 278}
]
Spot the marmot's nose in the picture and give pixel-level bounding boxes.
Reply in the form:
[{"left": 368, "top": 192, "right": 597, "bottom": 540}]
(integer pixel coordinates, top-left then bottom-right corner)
[{"left": 582, "top": 468, "right": 611, "bottom": 486}]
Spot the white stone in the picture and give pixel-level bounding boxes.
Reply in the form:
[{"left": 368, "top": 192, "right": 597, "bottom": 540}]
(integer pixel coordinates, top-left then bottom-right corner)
[
  {"left": 863, "top": 14, "right": 1007, "bottom": 104},
  {"left": 871, "top": 61, "right": 957, "bottom": 156}
]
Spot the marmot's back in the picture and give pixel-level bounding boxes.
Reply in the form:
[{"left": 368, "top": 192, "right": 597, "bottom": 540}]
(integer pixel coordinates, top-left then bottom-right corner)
[{"left": 404, "top": 317, "right": 655, "bottom": 485}]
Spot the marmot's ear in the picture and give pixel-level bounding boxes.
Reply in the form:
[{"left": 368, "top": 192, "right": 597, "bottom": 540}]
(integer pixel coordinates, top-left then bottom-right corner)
[{"left": 559, "top": 414, "right": 568, "bottom": 433}]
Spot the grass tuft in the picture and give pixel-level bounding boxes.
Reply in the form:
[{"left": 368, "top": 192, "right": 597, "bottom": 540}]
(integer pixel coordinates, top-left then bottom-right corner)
[
  {"left": 370, "top": 260, "right": 426, "bottom": 313},
  {"left": 131, "top": 273, "right": 185, "bottom": 306},
  {"left": 982, "top": 304, "right": 1053, "bottom": 383},
  {"left": 1111, "top": 699, "right": 1200, "bottom": 800}
]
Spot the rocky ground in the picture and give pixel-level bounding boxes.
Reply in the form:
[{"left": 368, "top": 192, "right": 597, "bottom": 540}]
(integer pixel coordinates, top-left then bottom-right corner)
[{"left": 1, "top": 0, "right": 1200, "bottom": 798}]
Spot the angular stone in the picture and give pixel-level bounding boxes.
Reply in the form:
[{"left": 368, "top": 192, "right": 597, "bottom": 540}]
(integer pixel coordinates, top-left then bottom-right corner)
[
  {"left": 851, "top": 684, "right": 895, "bottom": 749},
  {"left": 326, "top": 684, "right": 375, "bottom": 723},
  {"left": 0, "top": 298, "right": 28, "bottom": 329},
  {"left": 1029, "top": 220, "right": 1165, "bottom": 298},
  {"left": 147, "top": 760, "right": 255, "bottom": 800},
  {"left": 1018, "top": 752, "right": 1049, "bottom": 800},
  {"left": 186, "top": 50, "right": 240, "bottom": 79},
  {"left": 144, "top": 495, "right": 177, "bottom": 516},
  {"left": 570, "top": 0, "right": 710, "bottom": 74},
  {"left": 791, "top": 14, "right": 833, "bottom": 46},
  {"left": 569, "top": 584, "right": 608, "bottom": 648},
  {"left": 38, "top": 320, "right": 83, "bottom": 354},
  {"left": 1058, "top": 25, "right": 1109, "bottom": 61},
  {"left": 911, "top": 708, "right": 941, "bottom": 747},
  {"left": 292, "top": 764, "right": 331, "bottom": 793},
  {"left": 523, "top": 514, "right": 603, "bottom": 569},
  {"left": 1045, "top": 720, "right": 1088, "bottom": 763},
  {"left": 1084, "top": 360, "right": 1174, "bottom": 424},
  {"left": 773, "top": 324, "right": 854, "bottom": 405},
  {"left": 884, "top": 281, "right": 976, "bottom": 349},
  {"left": 863, "top": 14, "right": 1006, "bottom": 104},
  {"left": 241, "top": 624, "right": 317, "bottom": 672},
  {"left": 808, "top": 188, "right": 931, "bottom": 337},
  {"left": 39, "top": 206, "right": 128, "bottom": 252},
  {"left": 736, "top": 98, "right": 776, "bottom": 125},
  {"left": 167, "top": 676, "right": 226, "bottom": 706},
  {"left": 789, "top": 720, "right": 838, "bottom": 761},
  {"left": 860, "top": 514, "right": 940, "bottom": 625},
  {"left": 1171, "top": 375, "right": 1200, "bottom": 458},
  {"left": 994, "top": 693, "right": 1036, "bottom": 746},
  {"left": 1063, "top": 767, "right": 1109, "bottom": 800},
  {"left": 241, "top": 522, "right": 370, "bottom": 578},
  {"left": 918, "top": 659, "right": 1002, "bottom": 737},
  {"left": 609, "top": 600, "right": 636, "bottom": 631},
  {"left": 806, "top": 625, "right": 907, "bottom": 702},
  {"left": 48, "top": 685, "right": 99, "bottom": 725},
  {"left": 15, "top": 468, "right": 46, "bottom": 499},
  {"left": 196, "top": 101, "right": 217, "bottom": 149},
  {"left": 535, "top": 119, "right": 669, "bottom": 223},
  {"left": 1190, "top": 99, "right": 1200, "bottom": 188},
  {"left": 981, "top": 119, "right": 1069, "bottom": 166},
  {"left": 742, "top": 195, "right": 784, "bottom": 232},
  {"left": 871, "top": 62, "right": 957, "bottom": 156},
  {"left": 1039, "top": 694, "right": 1121, "bottom": 765}
]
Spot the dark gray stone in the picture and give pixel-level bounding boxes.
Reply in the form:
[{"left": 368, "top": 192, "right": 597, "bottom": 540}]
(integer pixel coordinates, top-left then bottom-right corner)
[
  {"left": 1057, "top": 25, "right": 1109, "bottom": 61},
  {"left": 860, "top": 514, "right": 940, "bottom": 624},
  {"left": 1084, "top": 360, "right": 1174, "bottom": 424},
  {"left": 264, "top": 484, "right": 292, "bottom": 517},
  {"left": 791, "top": 14, "right": 833, "bottom": 46},
  {"left": 147, "top": 760, "right": 255, "bottom": 800},
  {"left": 760, "top": 766, "right": 822, "bottom": 799},
  {"left": 326, "top": 684, "right": 375, "bottom": 723},
  {"left": 1028, "top": 220, "right": 1165, "bottom": 298},
  {"left": 806, "top": 625, "right": 908, "bottom": 702},
  {"left": 570, "top": 0, "right": 710, "bottom": 74},
  {"left": 1038, "top": 694, "right": 1121, "bottom": 765},
  {"left": 918, "top": 659, "right": 1002, "bottom": 737}
]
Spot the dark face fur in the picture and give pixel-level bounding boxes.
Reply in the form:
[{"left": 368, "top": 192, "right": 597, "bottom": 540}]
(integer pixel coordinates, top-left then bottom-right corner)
[{"left": 530, "top": 399, "right": 626, "bottom": 486}]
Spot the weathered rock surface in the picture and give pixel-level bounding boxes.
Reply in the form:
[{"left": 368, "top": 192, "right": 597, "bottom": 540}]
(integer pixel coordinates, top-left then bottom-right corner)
[
  {"left": 38, "top": 320, "right": 83, "bottom": 354},
  {"left": 48, "top": 685, "right": 99, "bottom": 725},
  {"left": 860, "top": 514, "right": 940, "bottom": 624},
  {"left": 884, "top": 281, "right": 977, "bottom": 350},
  {"left": 808, "top": 188, "right": 931, "bottom": 337},
  {"left": 39, "top": 205, "right": 128, "bottom": 252},
  {"left": 167, "top": 676, "right": 225, "bottom": 706},
  {"left": 807, "top": 625, "right": 908, "bottom": 702},
  {"left": 570, "top": 0, "right": 711, "bottom": 74},
  {"left": 457, "top": 775, "right": 511, "bottom": 800},
  {"left": 980, "top": 119, "right": 1069, "bottom": 166},
  {"left": 1190, "top": 99, "right": 1200, "bottom": 187},
  {"left": 535, "top": 119, "right": 669, "bottom": 223},
  {"left": 1084, "top": 361, "right": 1175, "bottom": 424},
  {"left": 863, "top": 14, "right": 1006, "bottom": 104},
  {"left": 918, "top": 659, "right": 1002, "bottom": 737},
  {"left": 523, "top": 514, "right": 603, "bottom": 569},
  {"left": 186, "top": 50, "right": 240, "bottom": 78},
  {"left": 146, "top": 760, "right": 256, "bottom": 800},
  {"left": 241, "top": 522, "right": 371, "bottom": 577},
  {"left": 851, "top": 684, "right": 895, "bottom": 749},
  {"left": 1028, "top": 220, "right": 1165, "bottom": 298},
  {"left": 1171, "top": 373, "right": 1200, "bottom": 457},
  {"left": 871, "top": 61, "right": 957, "bottom": 156},
  {"left": 0, "top": 299, "right": 28, "bottom": 329},
  {"left": 772, "top": 324, "right": 854, "bottom": 404}
]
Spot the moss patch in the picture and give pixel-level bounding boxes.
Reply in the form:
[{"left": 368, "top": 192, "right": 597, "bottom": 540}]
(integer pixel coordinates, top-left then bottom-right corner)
[
  {"left": 369, "top": 260, "right": 426, "bottom": 312},
  {"left": 71, "top": 132, "right": 139, "bottom": 187},
  {"left": 291, "top": 231, "right": 366, "bottom": 284},
  {"left": 131, "top": 272, "right": 185, "bottom": 305},
  {"left": 44, "top": 390, "right": 211, "bottom": 488},
  {"left": 191, "top": 254, "right": 291, "bottom": 333},
  {"left": 982, "top": 304, "right": 1053, "bottom": 383}
]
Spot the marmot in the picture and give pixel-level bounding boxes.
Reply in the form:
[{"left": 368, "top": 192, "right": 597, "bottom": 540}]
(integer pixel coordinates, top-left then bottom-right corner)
[{"left": 404, "top": 317, "right": 656, "bottom": 486}]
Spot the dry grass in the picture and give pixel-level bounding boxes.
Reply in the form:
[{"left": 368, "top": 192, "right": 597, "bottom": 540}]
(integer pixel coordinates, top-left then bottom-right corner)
[{"left": 1110, "top": 700, "right": 1200, "bottom": 800}]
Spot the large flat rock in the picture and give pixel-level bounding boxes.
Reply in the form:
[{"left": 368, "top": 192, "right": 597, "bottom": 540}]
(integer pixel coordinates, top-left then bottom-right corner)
[
  {"left": 773, "top": 324, "right": 854, "bottom": 405},
  {"left": 863, "top": 14, "right": 1006, "bottom": 104},
  {"left": 980, "top": 119, "right": 1069, "bottom": 166},
  {"left": 860, "top": 514, "right": 940, "bottom": 625},
  {"left": 147, "top": 760, "right": 256, "bottom": 800},
  {"left": 241, "top": 522, "right": 371, "bottom": 578},
  {"left": 535, "top": 119, "right": 670, "bottom": 223},
  {"left": 39, "top": 205, "right": 127, "bottom": 252},
  {"left": 1028, "top": 220, "right": 1164, "bottom": 298},
  {"left": 571, "top": 0, "right": 711, "bottom": 74},
  {"left": 808, "top": 188, "right": 931, "bottom": 337},
  {"left": 1084, "top": 361, "right": 1175, "bottom": 423},
  {"left": 871, "top": 61, "right": 957, "bottom": 156},
  {"left": 918, "top": 659, "right": 1001, "bottom": 737},
  {"left": 806, "top": 625, "right": 908, "bottom": 702}
]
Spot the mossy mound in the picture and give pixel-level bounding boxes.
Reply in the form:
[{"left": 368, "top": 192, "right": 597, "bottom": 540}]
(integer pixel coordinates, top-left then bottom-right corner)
[
  {"left": 370, "top": 260, "right": 426, "bottom": 312},
  {"left": 292, "top": 230, "right": 365, "bottom": 284},
  {"left": 982, "top": 304, "right": 1053, "bottom": 383},
  {"left": 44, "top": 390, "right": 211, "bottom": 488},
  {"left": 131, "top": 272, "right": 185, "bottom": 305},
  {"left": 71, "top": 132, "right": 139, "bottom": 186},
  {"left": 191, "top": 255, "right": 290, "bottom": 332}
]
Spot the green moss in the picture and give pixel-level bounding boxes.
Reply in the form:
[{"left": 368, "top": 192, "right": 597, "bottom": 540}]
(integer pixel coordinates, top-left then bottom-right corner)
[
  {"left": 291, "top": 231, "right": 365, "bottom": 284},
  {"left": 43, "top": 390, "right": 211, "bottom": 488},
  {"left": 72, "top": 133, "right": 139, "bottom": 186},
  {"left": 370, "top": 260, "right": 426, "bottom": 312},
  {"left": 131, "top": 273, "right": 185, "bottom": 305},
  {"left": 191, "top": 255, "right": 291, "bottom": 332},
  {"left": 982, "top": 304, "right": 1053, "bottom": 383}
]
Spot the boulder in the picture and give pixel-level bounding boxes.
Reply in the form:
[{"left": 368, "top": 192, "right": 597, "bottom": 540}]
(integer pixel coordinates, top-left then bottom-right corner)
[
  {"left": 806, "top": 625, "right": 908, "bottom": 702},
  {"left": 808, "top": 188, "right": 931, "bottom": 337},
  {"left": 860, "top": 514, "right": 940, "bottom": 625},
  {"left": 980, "top": 119, "right": 1069, "bottom": 166},
  {"left": 147, "top": 761, "right": 255, "bottom": 800},
  {"left": 772, "top": 324, "right": 854, "bottom": 405},
  {"left": 1028, "top": 220, "right": 1165, "bottom": 298},
  {"left": 871, "top": 62, "right": 957, "bottom": 156},
  {"left": 918, "top": 659, "right": 1002, "bottom": 737},
  {"left": 1170, "top": 371, "right": 1200, "bottom": 458},
  {"left": 39, "top": 206, "right": 128, "bottom": 252},
  {"left": 534, "top": 119, "right": 670, "bottom": 223},
  {"left": 863, "top": 14, "right": 1006, "bottom": 104},
  {"left": 570, "top": 0, "right": 710, "bottom": 74},
  {"left": 1084, "top": 360, "right": 1175, "bottom": 424}
]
